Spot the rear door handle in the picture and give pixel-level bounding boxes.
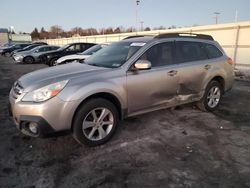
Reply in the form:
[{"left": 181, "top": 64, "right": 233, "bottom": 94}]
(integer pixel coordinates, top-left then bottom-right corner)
[
  {"left": 167, "top": 70, "right": 178, "bottom": 76},
  {"left": 204, "top": 64, "right": 211, "bottom": 70}
]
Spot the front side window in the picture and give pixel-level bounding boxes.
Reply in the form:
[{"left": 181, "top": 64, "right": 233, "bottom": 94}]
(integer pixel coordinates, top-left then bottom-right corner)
[
  {"left": 85, "top": 42, "right": 143, "bottom": 68},
  {"left": 66, "top": 45, "right": 75, "bottom": 51},
  {"left": 138, "top": 42, "right": 175, "bottom": 67},
  {"left": 75, "top": 44, "right": 81, "bottom": 50},
  {"left": 37, "top": 47, "right": 46, "bottom": 52},
  {"left": 177, "top": 41, "right": 208, "bottom": 63},
  {"left": 52, "top": 46, "right": 59, "bottom": 50}
]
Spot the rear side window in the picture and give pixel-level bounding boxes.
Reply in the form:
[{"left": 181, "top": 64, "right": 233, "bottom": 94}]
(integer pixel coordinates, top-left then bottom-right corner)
[
  {"left": 204, "top": 43, "right": 223, "bottom": 59},
  {"left": 177, "top": 41, "right": 208, "bottom": 63},
  {"left": 81, "top": 44, "right": 87, "bottom": 51}
]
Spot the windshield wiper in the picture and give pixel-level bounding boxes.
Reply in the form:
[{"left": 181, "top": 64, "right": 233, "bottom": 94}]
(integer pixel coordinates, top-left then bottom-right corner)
[{"left": 87, "top": 63, "right": 104, "bottom": 67}]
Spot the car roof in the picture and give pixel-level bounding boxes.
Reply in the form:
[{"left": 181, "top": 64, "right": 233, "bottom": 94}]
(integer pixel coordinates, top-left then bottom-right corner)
[
  {"left": 122, "top": 33, "right": 214, "bottom": 44},
  {"left": 121, "top": 36, "right": 154, "bottom": 43},
  {"left": 68, "top": 42, "right": 96, "bottom": 45}
]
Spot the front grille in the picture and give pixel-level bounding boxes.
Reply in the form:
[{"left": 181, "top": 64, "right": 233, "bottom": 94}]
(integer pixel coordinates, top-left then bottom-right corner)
[{"left": 12, "top": 81, "right": 24, "bottom": 99}]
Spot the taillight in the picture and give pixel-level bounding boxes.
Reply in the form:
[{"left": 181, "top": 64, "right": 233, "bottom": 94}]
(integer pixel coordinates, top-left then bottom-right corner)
[{"left": 227, "top": 58, "right": 233, "bottom": 65}]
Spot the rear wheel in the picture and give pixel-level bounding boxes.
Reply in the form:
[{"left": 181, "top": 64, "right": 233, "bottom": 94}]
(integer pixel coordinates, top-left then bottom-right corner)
[
  {"left": 73, "top": 98, "right": 119, "bottom": 146},
  {"left": 24, "top": 56, "right": 34, "bottom": 64},
  {"left": 197, "top": 81, "right": 222, "bottom": 111}
]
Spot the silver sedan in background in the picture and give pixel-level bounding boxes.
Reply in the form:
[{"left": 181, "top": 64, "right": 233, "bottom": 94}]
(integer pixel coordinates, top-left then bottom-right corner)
[
  {"left": 55, "top": 44, "right": 109, "bottom": 65},
  {"left": 13, "top": 45, "right": 60, "bottom": 64}
]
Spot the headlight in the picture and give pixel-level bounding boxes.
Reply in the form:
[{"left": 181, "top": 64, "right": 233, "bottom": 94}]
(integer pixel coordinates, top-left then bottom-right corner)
[
  {"left": 22, "top": 80, "right": 68, "bottom": 102},
  {"left": 16, "top": 55, "right": 24, "bottom": 59}
]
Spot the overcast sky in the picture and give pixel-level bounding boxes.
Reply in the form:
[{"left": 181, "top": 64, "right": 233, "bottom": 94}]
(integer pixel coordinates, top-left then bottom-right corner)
[{"left": 1, "top": 0, "right": 250, "bottom": 33}]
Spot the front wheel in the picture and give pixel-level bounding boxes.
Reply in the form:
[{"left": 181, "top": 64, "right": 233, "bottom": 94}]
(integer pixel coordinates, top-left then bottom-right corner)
[
  {"left": 197, "top": 81, "right": 223, "bottom": 111},
  {"left": 73, "top": 98, "right": 119, "bottom": 146},
  {"left": 24, "top": 56, "right": 34, "bottom": 64}
]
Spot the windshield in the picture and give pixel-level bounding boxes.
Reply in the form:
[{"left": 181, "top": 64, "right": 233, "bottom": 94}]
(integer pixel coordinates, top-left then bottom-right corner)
[
  {"left": 58, "top": 44, "right": 70, "bottom": 51},
  {"left": 22, "top": 45, "right": 37, "bottom": 51},
  {"left": 84, "top": 42, "right": 144, "bottom": 68},
  {"left": 30, "top": 46, "right": 43, "bottom": 52},
  {"left": 80, "top": 44, "right": 104, "bottom": 55}
]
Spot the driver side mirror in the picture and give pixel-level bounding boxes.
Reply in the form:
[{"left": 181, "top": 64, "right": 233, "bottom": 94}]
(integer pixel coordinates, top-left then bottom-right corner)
[{"left": 133, "top": 60, "right": 152, "bottom": 70}]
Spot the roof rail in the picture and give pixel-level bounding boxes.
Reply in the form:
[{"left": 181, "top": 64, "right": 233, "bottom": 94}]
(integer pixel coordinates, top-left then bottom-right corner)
[
  {"left": 122, "top": 35, "right": 152, "bottom": 40},
  {"left": 154, "top": 33, "right": 214, "bottom": 40}
]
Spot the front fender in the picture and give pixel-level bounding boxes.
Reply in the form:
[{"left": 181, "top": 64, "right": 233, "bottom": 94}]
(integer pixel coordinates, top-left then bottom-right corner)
[{"left": 57, "top": 79, "right": 127, "bottom": 110}]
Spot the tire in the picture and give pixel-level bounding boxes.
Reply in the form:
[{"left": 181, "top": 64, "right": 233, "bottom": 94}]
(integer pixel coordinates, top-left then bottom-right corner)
[
  {"left": 73, "top": 98, "right": 119, "bottom": 146},
  {"left": 39, "top": 55, "right": 47, "bottom": 65},
  {"left": 197, "top": 80, "right": 223, "bottom": 112},
  {"left": 4, "top": 52, "right": 10, "bottom": 57},
  {"left": 49, "top": 58, "right": 57, "bottom": 67},
  {"left": 24, "top": 56, "right": 34, "bottom": 64}
]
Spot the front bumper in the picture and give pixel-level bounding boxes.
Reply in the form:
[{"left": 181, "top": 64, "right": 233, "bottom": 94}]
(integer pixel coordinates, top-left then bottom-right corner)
[
  {"left": 13, "top": 55, "right": 24, "bottom": 63},
  {"left": 9, "top": 88, "right": 80, "bottom": 137}
]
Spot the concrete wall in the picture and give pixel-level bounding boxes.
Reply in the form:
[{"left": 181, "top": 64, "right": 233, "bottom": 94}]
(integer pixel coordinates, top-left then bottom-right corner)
[
  {"left": 11, "top": 34, "right": 32, "bottom": 42},
  {"left": 43, "top": 21, "right": 250, "bottom": 67},
  {"left": 0, "top": 33, "right": 9, "bottom": 45}
]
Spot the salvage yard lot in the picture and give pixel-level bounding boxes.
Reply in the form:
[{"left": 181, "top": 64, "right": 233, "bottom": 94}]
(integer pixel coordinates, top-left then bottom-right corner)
[{"left": 0, "top": 56, "right": 250, "bottom": 187}]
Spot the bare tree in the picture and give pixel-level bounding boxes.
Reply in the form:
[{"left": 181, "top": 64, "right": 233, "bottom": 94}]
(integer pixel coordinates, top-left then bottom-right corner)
[
  {"left": 31, "top": 28, "right": 39, "bottom": 40},
  {"left": 50, "top": 25, "right": 64, "bottom": 38}
]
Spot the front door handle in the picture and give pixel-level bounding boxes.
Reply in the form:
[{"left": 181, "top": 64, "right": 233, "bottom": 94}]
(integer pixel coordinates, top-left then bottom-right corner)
[
  {"left": 167, "top": 70, "right": 178, "bottom": 76},
  {"left": 204, "top": 64, "right": 211, "bottom": 70}
]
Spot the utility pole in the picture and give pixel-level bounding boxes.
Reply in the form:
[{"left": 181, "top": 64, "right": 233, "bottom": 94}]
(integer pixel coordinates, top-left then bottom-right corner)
[
  {"left": 214, "top": 12, "right": 220, "bottom": 24},
  {"left": 140, "top": 21, "right": 144, "bottom": 31},
  {"left": 235, "top": 9, "right": 238, "bottom": 22},
  {"left": 9, "top": 26, "right": 14, "bottom": 43},
  {"left": 135, "top": 0, "right": 140, "bottom": 33}
]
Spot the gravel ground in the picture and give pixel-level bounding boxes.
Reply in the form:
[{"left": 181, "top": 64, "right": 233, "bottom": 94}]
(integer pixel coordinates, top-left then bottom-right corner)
[{"left": 1, "top": 56, "right": 250, "bottom": 188}]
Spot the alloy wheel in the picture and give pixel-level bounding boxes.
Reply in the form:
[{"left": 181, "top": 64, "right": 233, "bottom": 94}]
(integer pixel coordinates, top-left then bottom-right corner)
[
  {"left": 206, "top": 86, "right": 221, "bottom": 108},
  {"left": 82, "top": 107, "right": 114, "bottom": 141}
]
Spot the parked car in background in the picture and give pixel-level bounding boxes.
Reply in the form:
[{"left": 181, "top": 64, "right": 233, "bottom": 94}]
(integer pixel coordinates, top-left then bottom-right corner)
[
  {"left": 32, "top": 42, "right": 48, "bottom": 45},
  {"left": 0, "top": 43, "right": 31, "bottom": 56},
  {"left": 39, "top": 42, "right": 96, "bottom": 66},
  {"left": 10, "top": 43, "right": 46, "bottom": 57},
  {"left": 9, "top": 33, "right": 234, "bottom": 146},
  {"left": 13, "top": 45, "right": 60, "bottom": 64},
  {"left": 55, "top": 44, "right": 108, "bottom": 65},
  {"left": 0, "top": 42, "right": 14, "bottom": 48}
]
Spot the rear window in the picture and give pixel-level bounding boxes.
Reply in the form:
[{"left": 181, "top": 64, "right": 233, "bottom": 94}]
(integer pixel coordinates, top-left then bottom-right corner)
[
  {"left": 177, "top": 41, "right": 208, "bottom": 63},
  {"left": 204, "top": 43, "right": 223, "bottom": 59}
]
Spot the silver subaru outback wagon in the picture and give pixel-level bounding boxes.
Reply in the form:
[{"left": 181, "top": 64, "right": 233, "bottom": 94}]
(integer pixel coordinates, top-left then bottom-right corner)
[{"left": 9, "top": 33, "right": 234, "bottom": 146}]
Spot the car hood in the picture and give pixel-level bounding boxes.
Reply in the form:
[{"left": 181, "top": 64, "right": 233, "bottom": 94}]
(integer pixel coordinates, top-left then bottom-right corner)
[
  {"left": 14, "top": 50, "right": 32, "bottom": 56},
  {"left": 57, "top": 54, "right": 90, "bottom": 63},
  {"left": 0, "top": 46, "right": 12, "bottom": 50},
  {"left": 18, "top": 62, "right": 108, "bottom": 92}
]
